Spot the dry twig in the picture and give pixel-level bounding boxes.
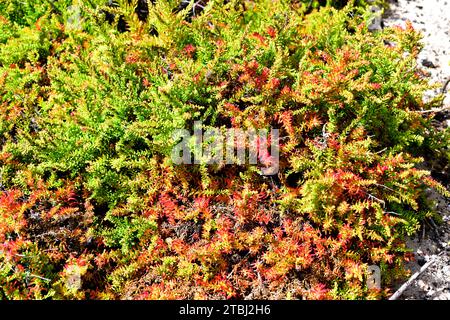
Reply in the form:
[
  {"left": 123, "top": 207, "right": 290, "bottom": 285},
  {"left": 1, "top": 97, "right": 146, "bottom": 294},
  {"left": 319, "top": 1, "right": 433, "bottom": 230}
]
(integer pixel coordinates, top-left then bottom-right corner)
[{"left": 389, "top": 252, "right": 444, "bottom": 300}]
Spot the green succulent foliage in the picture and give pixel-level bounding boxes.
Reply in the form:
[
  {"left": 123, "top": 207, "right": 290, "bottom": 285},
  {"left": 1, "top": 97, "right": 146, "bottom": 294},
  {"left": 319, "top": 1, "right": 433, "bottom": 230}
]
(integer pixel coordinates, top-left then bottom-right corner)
[
  {"left": 103, "top": 215, "right": 158, "bottom": 254},
  {"left": 0, "top": 0, "right": 51, "bottom": 26}
]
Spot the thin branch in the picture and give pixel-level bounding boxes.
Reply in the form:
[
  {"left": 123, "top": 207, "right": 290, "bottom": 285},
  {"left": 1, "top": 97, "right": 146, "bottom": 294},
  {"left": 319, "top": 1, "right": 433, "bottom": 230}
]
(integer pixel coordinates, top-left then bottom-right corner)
[
  {"left": 28, "top": 274, "right": 51, "bottom": 282},
  {"left": 374, "top": 183, "right": 395, "bottom": 193},
  {"left": 389, "top": 252, "right": 443, "bottom": 300},
  {"left": 384, "top": 211, "right": 401, "bottom": 216},
  {"left": 366, "top": 192, "right": 386, "bottom": 208},
  {"left": 429, "top": 218, "right": 439, "bottom": 231},
  {"left": 375, "top": 147, "right": 388, "bottom": 155},
  {"left": 415, "top": 106, "right": 450, "bottom": 114}
]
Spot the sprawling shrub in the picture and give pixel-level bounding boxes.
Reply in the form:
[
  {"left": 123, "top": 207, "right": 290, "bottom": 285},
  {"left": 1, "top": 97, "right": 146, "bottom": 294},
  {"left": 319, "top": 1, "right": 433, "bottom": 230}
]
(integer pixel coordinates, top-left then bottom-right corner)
[{"left": 0, "top": 0, "right": 448, "bottom": 299}]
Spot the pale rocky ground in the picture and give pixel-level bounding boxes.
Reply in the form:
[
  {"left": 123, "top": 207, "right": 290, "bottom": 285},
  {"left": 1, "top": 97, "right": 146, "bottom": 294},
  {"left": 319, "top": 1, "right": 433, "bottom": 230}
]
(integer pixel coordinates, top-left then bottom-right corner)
[
  {"left": 384, "top": 0, "right": 450, "bottom": 108},
  {"left": 381, "top": 0, "right": 450, "bottom": 300}
]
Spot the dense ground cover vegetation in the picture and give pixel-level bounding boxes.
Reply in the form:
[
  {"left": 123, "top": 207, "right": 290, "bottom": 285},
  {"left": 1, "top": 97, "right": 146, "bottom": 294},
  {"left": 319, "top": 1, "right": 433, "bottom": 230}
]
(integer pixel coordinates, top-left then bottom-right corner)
[{"left": 0, "top": 0, "right": 448, "bottom": 299}]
